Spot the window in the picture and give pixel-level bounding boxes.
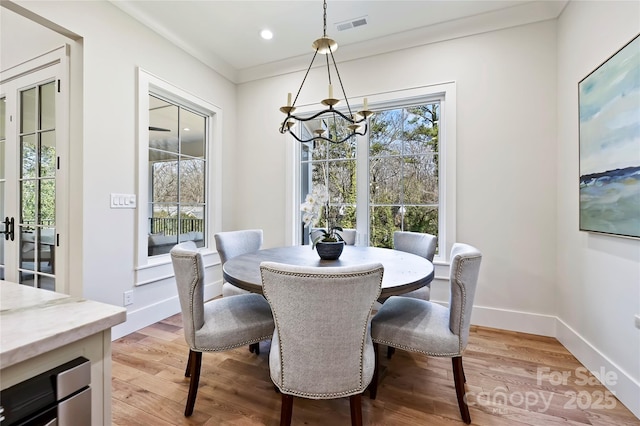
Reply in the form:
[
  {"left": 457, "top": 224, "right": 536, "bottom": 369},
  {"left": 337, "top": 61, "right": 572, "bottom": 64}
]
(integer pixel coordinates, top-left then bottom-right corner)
[
  {"left": 147, "top": 95, "right": 206, "bottom": 257},
  {"left": 297, "top": 83, "right": 456, "bottom": 262},
  {"left": 136, "top": 69, "right": 222, "bottom": 281},
  {"left": 369, "top": 104, "right": 439, "bottom": 249}
]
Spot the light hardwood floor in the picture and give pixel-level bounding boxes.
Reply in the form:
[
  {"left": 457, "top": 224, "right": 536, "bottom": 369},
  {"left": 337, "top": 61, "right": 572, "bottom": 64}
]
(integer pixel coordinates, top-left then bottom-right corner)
[{"left": 112, "top": 314, "right": 639, "bottom": 425}]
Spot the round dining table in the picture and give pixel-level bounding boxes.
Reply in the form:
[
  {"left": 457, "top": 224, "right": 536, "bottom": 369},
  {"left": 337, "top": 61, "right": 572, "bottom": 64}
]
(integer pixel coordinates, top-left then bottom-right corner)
[{"left": 222, "top": 245, "right": 434, "bottom": 298}]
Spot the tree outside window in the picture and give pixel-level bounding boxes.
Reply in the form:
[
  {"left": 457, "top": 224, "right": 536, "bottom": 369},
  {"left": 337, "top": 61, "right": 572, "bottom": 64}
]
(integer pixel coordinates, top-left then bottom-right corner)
[{"left": 299, "top": 102, "right": 440, "bottom": 251}]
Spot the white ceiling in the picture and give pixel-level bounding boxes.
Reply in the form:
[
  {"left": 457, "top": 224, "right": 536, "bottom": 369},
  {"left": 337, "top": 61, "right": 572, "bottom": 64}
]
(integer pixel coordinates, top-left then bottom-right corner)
[{"left": 112, "top": 0, "right": 567, "bottom": 83}]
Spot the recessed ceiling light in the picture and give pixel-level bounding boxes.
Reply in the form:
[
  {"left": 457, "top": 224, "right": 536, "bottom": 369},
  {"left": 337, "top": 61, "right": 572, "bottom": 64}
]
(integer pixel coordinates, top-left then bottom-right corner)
[
  {"left": 260, "top": 29, "right": 273, "bottom": 40},
  {"left": 183, "top": 128, "right": 191, "bottom": 131}
]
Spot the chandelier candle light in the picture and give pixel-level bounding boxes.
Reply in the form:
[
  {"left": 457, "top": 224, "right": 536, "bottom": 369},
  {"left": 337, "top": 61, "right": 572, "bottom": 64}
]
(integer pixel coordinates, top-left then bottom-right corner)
[{"left": 279, "top": 0, "right": 372, "bottom": 144}]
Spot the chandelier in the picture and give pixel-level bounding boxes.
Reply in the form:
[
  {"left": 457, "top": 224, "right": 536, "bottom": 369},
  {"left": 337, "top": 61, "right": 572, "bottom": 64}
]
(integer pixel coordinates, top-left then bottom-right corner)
[{"left": 279, "top": 0, "right": 372, "bottom": 144}]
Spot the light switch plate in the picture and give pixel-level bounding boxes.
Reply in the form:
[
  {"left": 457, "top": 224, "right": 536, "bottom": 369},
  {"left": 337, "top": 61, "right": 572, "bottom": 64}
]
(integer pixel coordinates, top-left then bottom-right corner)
[{"left": 110, "top": 193, "right": 136, "bottom": 209}]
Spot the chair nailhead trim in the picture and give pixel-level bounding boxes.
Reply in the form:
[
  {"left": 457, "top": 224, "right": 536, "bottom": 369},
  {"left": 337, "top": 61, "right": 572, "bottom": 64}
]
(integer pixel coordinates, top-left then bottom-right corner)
[{"left": 372, "top": 338, "right": 461, "bottom": 357}]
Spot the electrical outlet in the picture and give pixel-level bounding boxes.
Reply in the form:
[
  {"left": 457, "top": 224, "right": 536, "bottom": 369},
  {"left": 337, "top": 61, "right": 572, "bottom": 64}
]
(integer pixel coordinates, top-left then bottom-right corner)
[
  {"left": 635, "top": 315, "right": 640, "bottom": 330},
  {"left": 124, "top": 290, "right": 134, "bottom": 306}
]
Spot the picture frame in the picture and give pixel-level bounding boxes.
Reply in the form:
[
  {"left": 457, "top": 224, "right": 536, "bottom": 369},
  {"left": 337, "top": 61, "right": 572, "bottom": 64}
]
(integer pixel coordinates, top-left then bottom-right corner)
[{"left": 578, "top": 34, "right": 640, "bottom": 239}]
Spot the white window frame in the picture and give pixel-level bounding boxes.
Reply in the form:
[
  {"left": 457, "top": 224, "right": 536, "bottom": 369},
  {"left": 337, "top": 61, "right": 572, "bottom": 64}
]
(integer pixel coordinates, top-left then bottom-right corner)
[
  {"left": 135, "top": 68, "right": 222, "bottom": 285},
  {"left": 291, "top": 82, "right": 456, "bottom": 265}
]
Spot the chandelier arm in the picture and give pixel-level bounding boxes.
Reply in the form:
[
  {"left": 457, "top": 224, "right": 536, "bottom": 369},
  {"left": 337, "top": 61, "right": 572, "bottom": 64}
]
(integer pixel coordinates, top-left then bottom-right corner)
[
  {"left": 287, "top": 107, "right": 366, "bottom": 124},
  {"left": 281, "top": 123, "right": 367, "bottom": 144},
  {"left": 293, "top": 49, "right": 320, "bottom": 107},
  {"left": 287, "top": 130, "right": 355, "bottom": 144},
  {"left": 329, "top": 48, "right": 354, "bottom": 118}
]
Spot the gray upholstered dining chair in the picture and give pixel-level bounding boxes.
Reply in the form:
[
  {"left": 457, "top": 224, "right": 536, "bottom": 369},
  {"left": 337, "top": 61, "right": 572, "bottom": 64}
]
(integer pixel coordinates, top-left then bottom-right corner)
[
  {"left": 214, "top": 229, "right": 263, "bottom": 297},
  {"left": 382, "top": 231, "right": 437, "bottom": 359},
  {"left": 370, "top": 243, "right": 482, "bottom": 424},
  {"left": 170, "top": 242, "right": 274, "bottom": 417},
  {"left": 390, "top": 231, "right": 437, "bottom": 301},
  {"left": 337, "top": 228, "right": 357, "bottom": 245},
  {"left": 260, "top": 261, "right": 384, "bottom": 426}
]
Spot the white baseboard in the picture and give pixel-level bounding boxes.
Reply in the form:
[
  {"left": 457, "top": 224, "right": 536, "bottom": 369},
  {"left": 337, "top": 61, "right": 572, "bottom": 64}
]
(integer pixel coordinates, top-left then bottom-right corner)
[
  {"left": 556, "top": 318, "right": 640, "bottom": 420},
  {"left": 455, "top": 303, "right": 639, "bottom": 420},
  {"left": 471, "top": 304, "right": 558, "bottom": 336},
  {"left": 111, "top": 280, "right": 222, "bottom": 340},
  {"left": 430, "top": 299, "right": 558, "bottom": 337}
]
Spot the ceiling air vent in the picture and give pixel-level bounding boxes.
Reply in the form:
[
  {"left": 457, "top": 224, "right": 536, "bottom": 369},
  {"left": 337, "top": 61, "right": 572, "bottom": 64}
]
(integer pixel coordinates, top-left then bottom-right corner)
[{"left": 335, "top": 16, "right": 368, "bottom": 32}]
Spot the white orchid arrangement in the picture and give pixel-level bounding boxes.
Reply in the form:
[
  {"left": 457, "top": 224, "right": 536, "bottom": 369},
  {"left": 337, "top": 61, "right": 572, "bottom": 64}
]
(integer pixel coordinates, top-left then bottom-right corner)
[{"left": 300, "top": 184, "right": 344, "bottom": 248}]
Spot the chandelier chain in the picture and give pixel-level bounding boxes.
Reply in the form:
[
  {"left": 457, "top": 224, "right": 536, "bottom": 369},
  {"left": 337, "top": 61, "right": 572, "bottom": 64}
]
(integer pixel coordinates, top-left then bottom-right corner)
[{"left": 323, "top": 0, "right": 327, "bottom": 37}]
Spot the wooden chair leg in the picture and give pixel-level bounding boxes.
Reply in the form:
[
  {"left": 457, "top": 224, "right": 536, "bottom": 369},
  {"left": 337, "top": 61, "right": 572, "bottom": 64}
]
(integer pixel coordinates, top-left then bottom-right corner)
[
  {"left": 280, "top": 394, "right": 294, "bottom": 426},
  {"left": 249, "top": 342, "right": 260, "bottom": 355},
  {"left": 369, "top": 342, "right": 379, "bottom": 400},
  {"left": 184, "top": 350, "right": 202, "bottom": 417},
  {"left": 349, "top": 394, "right": 363, "bottom": 426},
  {"left": 387, "top": 346, "right": 396, "bottom": 359},
  {"left": 452, "top": 356, "right": 471, "bottom": 424},
  {"left": 184, "top": 351, "right": 192, "bottom": 377}
]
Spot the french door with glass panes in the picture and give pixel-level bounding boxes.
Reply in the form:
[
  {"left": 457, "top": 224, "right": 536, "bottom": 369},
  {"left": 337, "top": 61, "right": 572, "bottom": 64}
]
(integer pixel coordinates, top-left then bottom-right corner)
[{"left": 0, "top": 48, "right": 68, "bottom": 291}]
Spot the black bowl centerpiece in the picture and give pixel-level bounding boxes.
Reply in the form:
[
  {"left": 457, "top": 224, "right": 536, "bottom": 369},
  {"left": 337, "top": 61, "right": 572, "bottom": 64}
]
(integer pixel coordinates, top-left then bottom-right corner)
[{"left": 311, "top": 227, "right": 345, "bottom": 260}]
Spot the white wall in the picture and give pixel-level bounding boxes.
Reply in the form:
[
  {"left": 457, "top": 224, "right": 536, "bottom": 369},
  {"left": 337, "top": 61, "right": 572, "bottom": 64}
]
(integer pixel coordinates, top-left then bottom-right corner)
[
  {"left": 0, "top": 7, "right": 68, "bottom": 67},
  {"left": 4, "top": 0, "right": 639, "bottom": 418},
  {"left": 556, "top": 1, "right": 640, "bottom": 418},
  {"left": 237, "top": 20, "right": 559, "bottom": 333},
  {"left": 5, "top": 1, "right": 237, "bottom": 338}
]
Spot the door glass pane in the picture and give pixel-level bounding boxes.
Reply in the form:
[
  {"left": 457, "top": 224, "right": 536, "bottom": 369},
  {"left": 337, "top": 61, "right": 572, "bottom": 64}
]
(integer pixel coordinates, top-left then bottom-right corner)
[
  {"left": 37, "top": 227, "right": 55, "bottom": 274},
  {"left": 21, "top": 180, "right": 36, "bottom": 223},
  {"left": 40, "top": 179, "right": 56, "bottom": 225},
  {"left": 20, "top": 225, "right": 36, "bottom": 271},
  {"left": 40, "top": 130, "right": 56, "bottom": 177},
  {"left": 21, "top": 134, "right": 37, "bottom": 178},
  {"left": 40, "top": 82, "right": 55, "bottom": 130},
  {"left": 0, "top": 97, "right": 5, "bottom": 141},
  {"left": 20, "top": 88, "right": 36, "bottom": 133},
  {"left": 0, "top": 97, "right": 4, "bottom": 277},
  {"left": 0, "top": 183, "right": 4, "bottom": 278}
]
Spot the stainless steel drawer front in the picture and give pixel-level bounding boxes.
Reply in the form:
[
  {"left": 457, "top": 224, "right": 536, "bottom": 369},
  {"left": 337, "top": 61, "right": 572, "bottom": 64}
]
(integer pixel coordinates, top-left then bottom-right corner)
[
  {"left": 56, "top": 360, "right": 91, "bottom": 401},
  {"left": 58, "top": 387, "right": 91, "bottom": 426}
]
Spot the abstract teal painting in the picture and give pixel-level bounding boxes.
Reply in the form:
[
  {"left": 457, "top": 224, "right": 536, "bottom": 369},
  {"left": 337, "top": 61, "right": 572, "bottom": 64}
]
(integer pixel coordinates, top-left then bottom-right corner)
[{"left": 579, "top": 34, "right": 640, "bottom": 239}]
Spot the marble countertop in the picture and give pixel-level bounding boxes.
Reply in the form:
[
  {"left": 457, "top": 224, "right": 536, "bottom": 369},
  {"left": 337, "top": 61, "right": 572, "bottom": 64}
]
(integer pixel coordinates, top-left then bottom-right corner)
[{"left": 0, "top": 281, "right": 126, "bottom": 369}]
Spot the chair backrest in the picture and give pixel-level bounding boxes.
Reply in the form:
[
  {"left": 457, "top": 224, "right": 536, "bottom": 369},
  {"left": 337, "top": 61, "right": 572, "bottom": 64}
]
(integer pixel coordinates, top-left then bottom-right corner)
[
  {"left": 447, "top": 243, "right": 482, "bottom": 350},
  {"left": 214, "top": 229, "right": 263, "bottom": 264},
  {"left": 337, "top": 228, "right": 357, "bottom": 245},
  {"left": 393, "top": 231, "right": 437, "bottom": 262},
  {"left": 260, "top": 262, "right": 383, "bottom": 397},
  {"left": 170, "top": 241, "right": 204, "bottom": 349}
]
